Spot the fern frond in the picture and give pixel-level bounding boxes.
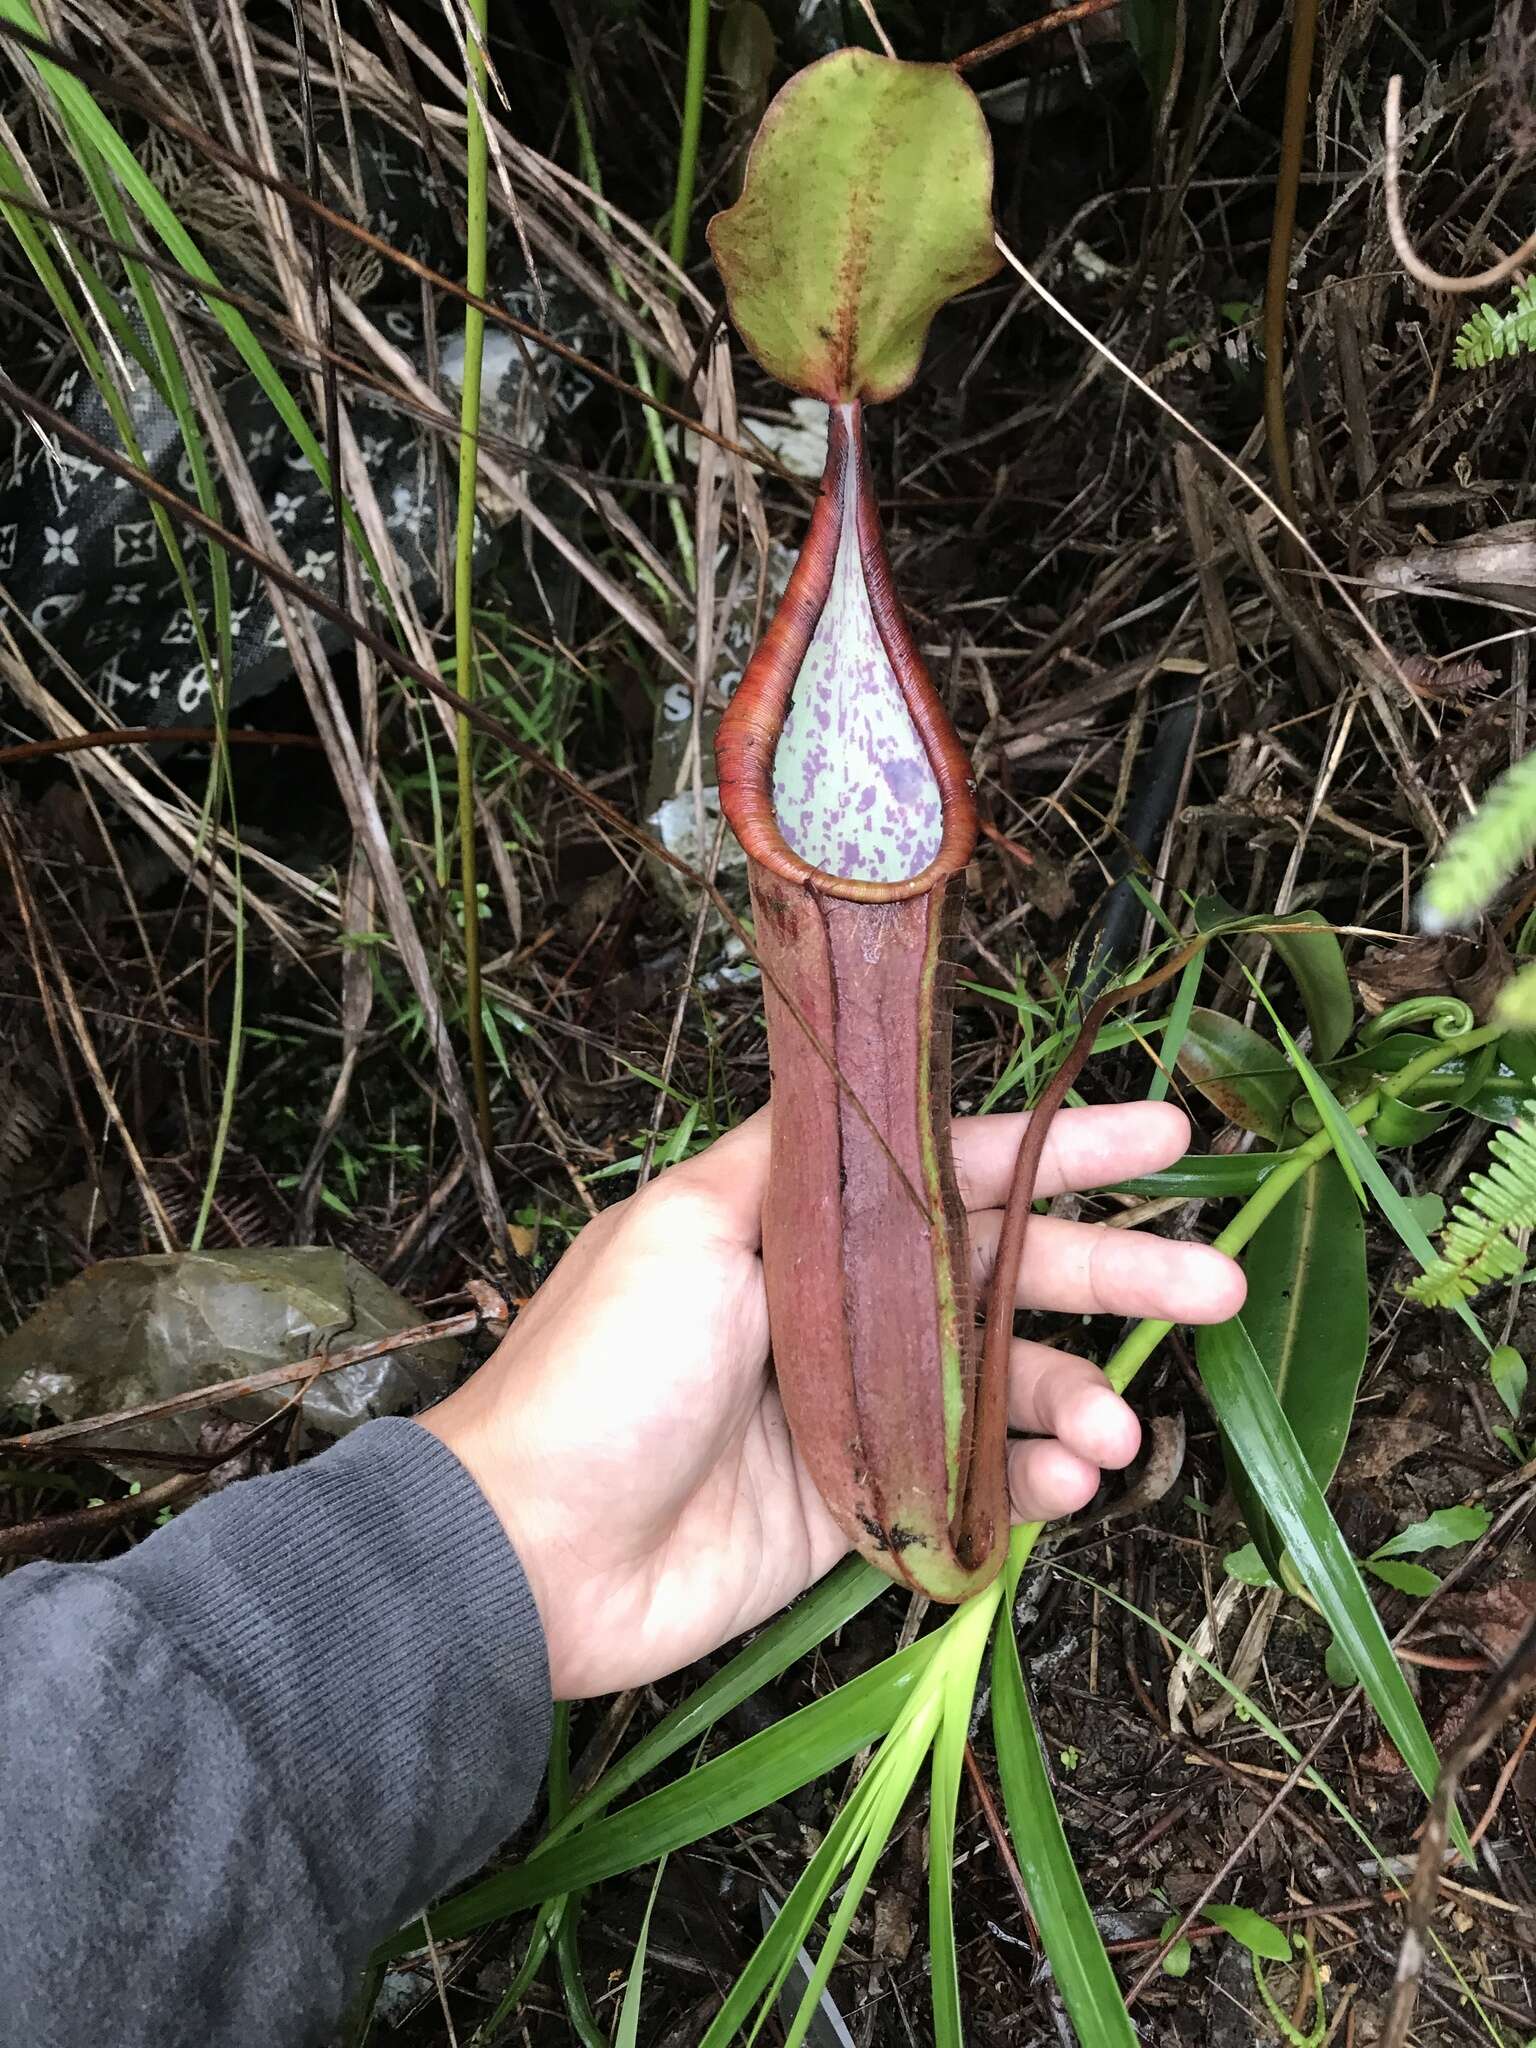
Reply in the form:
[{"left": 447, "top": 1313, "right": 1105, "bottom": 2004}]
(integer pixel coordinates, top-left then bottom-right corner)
[
  {"left": 1407, "top": 1103, "right": 1536, "bottom": 1306},
  {"left": 1454, "top": 277, "right": 1536, "bottom": 370},
  {"left": 1495, "top": 960, "right": 1536, "bottom": 1030},
  {"left": 1419, "top": 745, "right": 1536, "bottom": 931}
]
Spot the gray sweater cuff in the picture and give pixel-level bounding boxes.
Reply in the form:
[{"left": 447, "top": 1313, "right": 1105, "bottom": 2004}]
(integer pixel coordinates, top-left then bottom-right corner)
[{"left": 102, "top": 1415, "right": 552, "bottom": 1931}]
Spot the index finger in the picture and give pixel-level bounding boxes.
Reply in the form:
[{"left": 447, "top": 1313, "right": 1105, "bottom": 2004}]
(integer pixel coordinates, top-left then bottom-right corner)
[{"left": 952, "top": 1102, "right": 1192, "bottom": 1210}]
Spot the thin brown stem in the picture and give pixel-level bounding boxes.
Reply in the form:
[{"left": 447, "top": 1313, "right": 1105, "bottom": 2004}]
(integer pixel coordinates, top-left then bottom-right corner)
[
  {"left": 952, "top": 0, "right": 1123, "bottom": 72},
  {"left": 1263, "top": 0, "right": 1320, "bottom": 531},
  {"left": 1385, "top": 74, "right": 1536, "bottom": 295},
  {"left": 0, "top": 727, "right": 322, "bottom": 767}
]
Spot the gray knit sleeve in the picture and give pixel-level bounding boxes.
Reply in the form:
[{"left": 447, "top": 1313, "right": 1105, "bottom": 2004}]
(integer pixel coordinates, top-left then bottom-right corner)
[{"left": 0, "top": 1416, "right": 551, "bottom": 2048}]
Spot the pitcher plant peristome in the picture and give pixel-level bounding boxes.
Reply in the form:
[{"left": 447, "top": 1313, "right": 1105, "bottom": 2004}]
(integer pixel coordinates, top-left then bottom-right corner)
[{"left": 709, "top": 51, "right": 1016, "bottom": 1598}]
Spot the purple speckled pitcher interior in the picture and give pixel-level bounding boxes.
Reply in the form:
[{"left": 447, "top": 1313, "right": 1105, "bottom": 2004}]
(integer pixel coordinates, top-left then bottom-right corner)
[{"left": 771, "top": 410, "right": 942, "bottom": 883}]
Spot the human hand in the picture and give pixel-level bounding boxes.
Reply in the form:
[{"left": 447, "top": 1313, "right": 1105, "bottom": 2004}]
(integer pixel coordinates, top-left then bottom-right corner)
[{"left": 419, "top": 1103, "right": 1244, "bottom": 1699}]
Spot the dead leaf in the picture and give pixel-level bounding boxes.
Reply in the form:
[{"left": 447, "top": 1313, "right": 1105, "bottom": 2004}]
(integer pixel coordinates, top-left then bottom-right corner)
[
  {"left": 1355, "top": 922, "right": 1513, "bottom": 1024},
  {"left": 1397, "top": 653, "right": 1496, "bottom": 700},
  {"left": 1336, "top": 1417, "right": 1442, "bottom": 1485},
  {"left": 872, "top": 1887, "right": 914, "bottom": 1963},
  {"left": 1421, "top": 1580, "right": 1536, "bottom": 1665}
]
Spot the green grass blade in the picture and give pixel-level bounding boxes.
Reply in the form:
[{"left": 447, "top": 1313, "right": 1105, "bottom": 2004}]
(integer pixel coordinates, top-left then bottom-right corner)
[
  {"left": 990, "top": 1609, "right": 1135, "bottom": 2047},
  {"left": 569, "top": 83, "right": 695, "bottom": 583},
  {"left": 569, "top": 1558, "right": 886, "bottom": 1827},
  {"left": 699, "top": 1726, "right": 921, "bottom": 2048},
  {"left": 1109, "top": 1150, "right": 1299, "bottom": 1199},
  {"left": 781, "top": 1699, "right": 939, "bottom": 2048},
  {"left": 613, "top": 1858, "right": 667, "bottom": 2048},
  {"left": 0, "top": 0, "right": 375, "bottom": 578},
  {"left": 386, "top": 1629, "right": 934, "bottom": 1953},
  {"left": 0, "top": 105, "right": 246, "bottom": 1245},
  {"left": 1195, "top": 1314, "right": 1471, "bottom": 1859},
  {"left": 1146, "top": 944, "right": 1204, "bottom": 1103},
  {"left": 710, "top": 1812, "right": 868, "bottom": 2043},
  {"left": 1267, "top": 1009, "right": 1487, "bottom": 1348}
]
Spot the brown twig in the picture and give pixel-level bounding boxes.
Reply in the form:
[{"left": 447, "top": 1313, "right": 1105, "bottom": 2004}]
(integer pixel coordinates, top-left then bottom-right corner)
[
  {"left": 952, "top": 0, "right": 1123, "bottom": 72},
  {"left": 0, "top": 1289, "right": 508, "bottom": 1453},
  {"left": 1, "top": 1465, "right": 217, "bottom": 1557},
  {"left": 1466, "top": 1704, "right": 1536, "bottom": 1856},
  {"left": 1262, "top": 0, "right": 1320, "bottom": 532},
  {"left": 962, "top": 1741, "right": 1038, "bottom": 1939},
  {"left": 977, "top": 814, "right": 1038, "bottom": 870},
  {"left": 0, "top": 1402, "right": 303, "bottom": 1557},
  {"left": 0, "top": 727, "right": 323, "bottom": 768}
]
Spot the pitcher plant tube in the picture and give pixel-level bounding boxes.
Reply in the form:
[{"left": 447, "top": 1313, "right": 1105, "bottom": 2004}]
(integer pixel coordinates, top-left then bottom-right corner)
[{"left": 708, "top": 50, "right": 1016, "bottom": 1597}]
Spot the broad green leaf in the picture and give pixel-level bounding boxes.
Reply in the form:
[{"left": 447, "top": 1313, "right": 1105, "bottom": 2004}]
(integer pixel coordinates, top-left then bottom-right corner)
[
  {"left": 1403, "top": 1192, "right": 1448, "bottom": 1235},
  {"left": 391, "top": 1632, "right": 935, "bottom": 1952},
  {"left": 1323, "top": 1033, "right": 1486, "bottom": 1113},
  {"left": 991, "top": 1614, "right": 1135, "bottom": 2047},
  {"left": 1124, "top": 0, "right": 1182, "bottom": 100},
  {"left": 1269, "top": 913, "right": 1354, "bottom": 1060},
  {"left": 1202, "top": 1903, "right": 1290, "bottom": 1962},
  {"left": 1372, "top": 1505, "right": 1491, "bottom": 1557},
  {"left": 1110, "top": 1150, "right": 1301, "bottom": 1200},
  {"left": 1223, "top": 1543, "right": 1277, "bottom": 1587},
  {"left": 1364, "top": 1559, "right": 1441, "bottom": 1596},
  {"left": 1491, "top": 1344, "right": 1528, "bottom": 1419},
  {"left": 708, "top": 51, "right": 999, "bottom": 402},
  {"left": 1232, "top": 1156, "right": 1367, "bottom": 1578},
  {"left": 1370, "top": 1098, "right": 1451, "bottom": 1147},
  {"left": 1195, "top": 1314, "right": 1470, "bottom": 1857},
  {"left": 1192, "top": 894, "right": 1352, "bottom": 1059},
  {"left": 1176, "top": 1008, "right": 1295, "bottom": 1140}
]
